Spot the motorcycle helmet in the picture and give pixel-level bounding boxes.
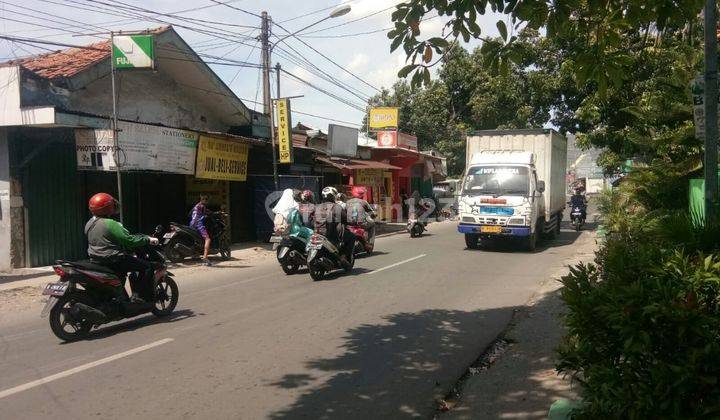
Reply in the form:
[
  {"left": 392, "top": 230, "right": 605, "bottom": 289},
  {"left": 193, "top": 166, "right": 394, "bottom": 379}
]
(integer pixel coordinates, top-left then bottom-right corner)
[
  {"left": 351, "top": 187, "right": 367, "bottom": 199},
  {"left": 321, "top": 186, "right": 338, "bottom": 202},
  {"left": 88, "top": 192, "right": 118, "bottom": 216},
  {"left": 300, "top": 190, "right": 314, "bottom": 203}
]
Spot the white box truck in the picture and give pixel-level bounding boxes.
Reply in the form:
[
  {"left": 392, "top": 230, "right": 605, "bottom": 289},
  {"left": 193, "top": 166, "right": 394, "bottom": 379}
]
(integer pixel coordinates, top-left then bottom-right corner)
[{"left": 458, "top": 129, "right": 567, "bottom": 251}]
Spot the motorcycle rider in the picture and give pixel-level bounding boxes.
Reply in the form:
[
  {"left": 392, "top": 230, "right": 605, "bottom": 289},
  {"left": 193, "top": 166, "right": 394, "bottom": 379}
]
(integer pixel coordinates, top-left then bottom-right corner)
[
  {"left": 569, "top": 187, "right": 588, "bottom": 220},
  {"left": 313, "top": 187, "right": 354, "bottom": 266},
  {"left": 85, "top": 193, "right": 158, "bottom": 303},
  {"left": 298, "top": 190, "right": 316, "bottom": 229},
  {"left": 347, "top": 187, "right": 375, "bottom": 228},
  {"left": 190, "top": 195, "right": 212, "bottom": 266}
]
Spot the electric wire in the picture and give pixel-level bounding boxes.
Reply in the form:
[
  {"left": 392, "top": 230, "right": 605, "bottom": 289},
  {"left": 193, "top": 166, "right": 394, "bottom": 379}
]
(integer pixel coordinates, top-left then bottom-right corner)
[
  {"left": 277, "top": 1, "right": 353, "bottom": 24},
  {"left": 299, "top": 4, "right": 398, "bottom": 35}
]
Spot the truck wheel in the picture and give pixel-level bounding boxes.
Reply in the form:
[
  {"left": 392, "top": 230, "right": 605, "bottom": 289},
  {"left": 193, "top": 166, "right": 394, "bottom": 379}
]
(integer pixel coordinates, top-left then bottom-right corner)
[
  {"left": 525, "top": 230, "right": 537, "bottom": 252},
  {"left": 465, "top": 234, "right": 480, "bottom": 249}
]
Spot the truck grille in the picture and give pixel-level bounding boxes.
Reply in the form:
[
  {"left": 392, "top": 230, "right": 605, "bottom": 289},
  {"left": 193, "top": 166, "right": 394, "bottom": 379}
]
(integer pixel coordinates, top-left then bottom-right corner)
[{"left": 476, "top": 217, "right": 508, "bottom": 226}]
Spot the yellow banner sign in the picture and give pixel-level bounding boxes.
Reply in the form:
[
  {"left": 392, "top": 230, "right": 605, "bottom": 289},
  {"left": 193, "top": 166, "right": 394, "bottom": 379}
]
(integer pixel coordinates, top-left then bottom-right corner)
[
  {"left": 276, "top": 98, "right": 293, "bottom": 163},
  {"left": 355, "top": 168, "right": 384, "bottom": 186},
  {"left": 195, "top": 135, "right": 249, "bottom": 181},
  {"left": 369, "top": 107, "right": 399, "bottom": 131}
]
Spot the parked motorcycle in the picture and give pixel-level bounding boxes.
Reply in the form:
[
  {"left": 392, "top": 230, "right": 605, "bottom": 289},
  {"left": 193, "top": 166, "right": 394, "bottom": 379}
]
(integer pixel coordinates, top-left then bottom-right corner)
[
  {"left": 347, "top": 224, "right": 374, "bottom": 255},
  {"left": 306, "top": 233, "right": 355, "bottom": 281},
  {"left": 162, "top": 211, "right": 231, "bottom": 263},
  {"left": 41, "top": 227, "right": 178, "bottom": 342},
  {"left": 270, "top": 209, "right": 312, "bottom": 275}
]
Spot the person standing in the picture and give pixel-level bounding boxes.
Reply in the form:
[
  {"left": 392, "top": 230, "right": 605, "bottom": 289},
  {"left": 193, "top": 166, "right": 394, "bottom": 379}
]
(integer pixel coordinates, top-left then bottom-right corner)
[{"left": 190, "top": 195, "right": 212, "bottom": 266}]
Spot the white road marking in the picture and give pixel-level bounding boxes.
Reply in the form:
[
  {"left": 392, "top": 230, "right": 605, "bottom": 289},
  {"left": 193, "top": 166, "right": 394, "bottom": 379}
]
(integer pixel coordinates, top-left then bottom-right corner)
[
  {"left": 367, "top": 254, "right": 426, "bottom": 275},
  {"left": 0, "top": 338, "right": 173, "bottom": 399}
]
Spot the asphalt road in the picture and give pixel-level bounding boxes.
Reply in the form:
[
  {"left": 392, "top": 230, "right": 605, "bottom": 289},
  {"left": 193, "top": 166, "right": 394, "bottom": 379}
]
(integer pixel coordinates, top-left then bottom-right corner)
[{"left": 0, "top": 220, "right": 591, "bottom": 419}]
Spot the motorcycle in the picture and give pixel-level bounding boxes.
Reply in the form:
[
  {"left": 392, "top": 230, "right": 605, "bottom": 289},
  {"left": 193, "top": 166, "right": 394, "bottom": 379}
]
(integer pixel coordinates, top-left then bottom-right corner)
[
  {"left": 41, "top": 226, "right": 178, "bottom": 342},
  {"left": 570, "top": 205, "right": 586, "bottom": 231},
  {"left": 407, "top": 201, "right": 431, "bottom": 238},
  {"left": 347, "top": 224, "right": 374, "bottom": 255},
  {"left": 306, "top": 233, "right": 356, "bottom": 281},
  {"left": 162, "top": 211, "right": 231, "bottom": 263},
  {"left": 270, "top": 209, "right": 312, "bottom": 275}
]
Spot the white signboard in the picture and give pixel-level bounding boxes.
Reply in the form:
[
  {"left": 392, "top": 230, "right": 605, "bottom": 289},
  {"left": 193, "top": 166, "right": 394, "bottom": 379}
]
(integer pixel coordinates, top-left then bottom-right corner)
[
  {"left": 692, "top": 75, "right": 720, "bottom": 140},
  {"left": 75, "top": 121, "right": 198, "bottom": 174}
]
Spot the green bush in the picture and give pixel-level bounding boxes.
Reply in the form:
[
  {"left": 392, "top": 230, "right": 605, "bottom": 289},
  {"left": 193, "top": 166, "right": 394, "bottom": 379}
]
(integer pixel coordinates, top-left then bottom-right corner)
[{"left": 560, "top": 251, "right": 720, "bottom": 419}]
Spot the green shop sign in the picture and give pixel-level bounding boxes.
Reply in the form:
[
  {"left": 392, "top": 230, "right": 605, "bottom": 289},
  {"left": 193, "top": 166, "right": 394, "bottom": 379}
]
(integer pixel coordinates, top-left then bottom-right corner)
[{"left": 112, "top": 35, "right": 154, "bottom": 69}]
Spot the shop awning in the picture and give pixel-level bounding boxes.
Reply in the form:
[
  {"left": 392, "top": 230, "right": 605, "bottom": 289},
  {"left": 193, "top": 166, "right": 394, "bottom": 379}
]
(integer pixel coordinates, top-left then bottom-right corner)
[{"left": 316, "top": 157, "right": 401, "bottom": 170}]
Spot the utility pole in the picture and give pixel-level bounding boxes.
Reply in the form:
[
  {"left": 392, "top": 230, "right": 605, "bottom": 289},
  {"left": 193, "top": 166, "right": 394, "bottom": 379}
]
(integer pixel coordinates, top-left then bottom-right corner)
[
  {"left": 705, "top": 0, "right": 718, "bottom": 221},
  {"left": 110, "top": 32, "right": 124, "bottom": 223},
  {"left": 261, "top": 11, "right": 279, "bottom": 190},
  {"left": 275, "top": 62, "right": 281, "bottom": 98}
]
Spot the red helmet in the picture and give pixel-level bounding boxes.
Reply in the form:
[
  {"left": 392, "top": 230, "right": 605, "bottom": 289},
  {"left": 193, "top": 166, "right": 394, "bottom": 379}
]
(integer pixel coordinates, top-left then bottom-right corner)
[
  {"left": 88, "top": 193, "right": 118, "bottom": 216},
  {"left": 300, "top": 190, "right": 314, "bottom": 203},
  {"left": 351, "top": 187, "right": 366, "bottom": 199}
]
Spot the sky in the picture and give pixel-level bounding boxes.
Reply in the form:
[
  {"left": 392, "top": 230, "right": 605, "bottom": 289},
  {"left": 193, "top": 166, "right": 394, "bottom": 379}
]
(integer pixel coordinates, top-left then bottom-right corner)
[{"left": 0, "top": 0, "right": 505, "bottom": 131}]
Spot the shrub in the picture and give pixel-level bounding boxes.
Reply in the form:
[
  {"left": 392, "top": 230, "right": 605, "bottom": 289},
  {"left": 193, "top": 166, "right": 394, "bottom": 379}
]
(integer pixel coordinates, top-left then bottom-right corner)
[{"left": 559, "top": 235, "right": 720, "bottom": 418}]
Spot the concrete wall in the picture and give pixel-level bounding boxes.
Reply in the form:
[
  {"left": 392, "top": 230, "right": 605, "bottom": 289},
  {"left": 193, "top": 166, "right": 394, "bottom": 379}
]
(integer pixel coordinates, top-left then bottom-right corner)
[
  {"left": 0, "top": 128, "right": 12, "bottom": 271},
  {"left": 66, "top": 70, "right": 228, "bottom": 132},
  {"left": 0, "top": 67, "right": 56, "bottom": 127}
]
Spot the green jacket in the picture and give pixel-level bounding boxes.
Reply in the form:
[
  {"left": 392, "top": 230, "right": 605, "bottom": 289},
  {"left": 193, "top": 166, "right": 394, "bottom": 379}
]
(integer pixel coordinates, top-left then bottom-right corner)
[{"left": 85, "top": 216, "right": 149, "bottom": 260}]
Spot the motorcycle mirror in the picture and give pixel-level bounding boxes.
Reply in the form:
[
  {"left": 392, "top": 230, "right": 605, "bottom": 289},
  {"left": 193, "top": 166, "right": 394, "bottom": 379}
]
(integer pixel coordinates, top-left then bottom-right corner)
[{"left": 154, "top": 224, "right": 163, "bottom": 235}]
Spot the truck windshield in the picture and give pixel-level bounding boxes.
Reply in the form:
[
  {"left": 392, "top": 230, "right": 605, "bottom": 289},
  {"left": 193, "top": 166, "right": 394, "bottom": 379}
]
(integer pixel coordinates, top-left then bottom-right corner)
[{"left": 462, "top": 166, "right": 530, "bottom": 196}]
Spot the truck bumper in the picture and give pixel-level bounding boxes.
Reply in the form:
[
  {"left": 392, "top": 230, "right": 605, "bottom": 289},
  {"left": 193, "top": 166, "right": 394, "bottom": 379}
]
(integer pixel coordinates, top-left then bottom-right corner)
[{"left": 457, "top": 223, "right": 531, "bottom": 237}]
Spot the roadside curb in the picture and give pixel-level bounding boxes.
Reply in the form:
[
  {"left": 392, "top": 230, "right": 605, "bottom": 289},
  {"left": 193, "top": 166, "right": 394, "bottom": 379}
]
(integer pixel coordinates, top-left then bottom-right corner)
[{"left": 437, "top": 229, "right": 598, "bottom": 417}]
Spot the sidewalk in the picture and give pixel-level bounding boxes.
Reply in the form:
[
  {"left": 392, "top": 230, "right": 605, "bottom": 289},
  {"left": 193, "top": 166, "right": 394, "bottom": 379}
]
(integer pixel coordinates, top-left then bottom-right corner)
[{"left": 439, "top": 230, "right": 597, "bottom": 420}]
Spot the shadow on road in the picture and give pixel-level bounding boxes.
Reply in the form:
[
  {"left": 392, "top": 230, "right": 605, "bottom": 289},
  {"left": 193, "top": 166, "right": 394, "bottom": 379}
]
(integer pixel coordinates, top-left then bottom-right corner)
[
  {"left": 74, "top": 309, "right": 199, "bottom": 342},
  {"left": 266, "top": 305, "right": 524, "bottom": 419}
]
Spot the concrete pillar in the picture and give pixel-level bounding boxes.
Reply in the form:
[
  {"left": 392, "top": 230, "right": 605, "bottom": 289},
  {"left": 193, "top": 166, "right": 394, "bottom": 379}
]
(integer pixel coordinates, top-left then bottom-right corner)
[{"left": 0, "top": 128, "right": 12, "bottom": 271}]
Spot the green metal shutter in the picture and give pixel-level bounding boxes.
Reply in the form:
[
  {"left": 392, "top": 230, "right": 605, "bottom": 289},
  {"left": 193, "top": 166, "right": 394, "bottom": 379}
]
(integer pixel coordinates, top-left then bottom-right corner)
[{"left": 25, "top": 141, "right": 85, "bottom": 266}]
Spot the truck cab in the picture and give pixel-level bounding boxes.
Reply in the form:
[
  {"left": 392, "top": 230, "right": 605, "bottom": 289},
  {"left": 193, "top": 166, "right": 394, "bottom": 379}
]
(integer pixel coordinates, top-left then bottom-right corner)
[{"left": 457, "top": 151, "right": 547, "bottom": 251}]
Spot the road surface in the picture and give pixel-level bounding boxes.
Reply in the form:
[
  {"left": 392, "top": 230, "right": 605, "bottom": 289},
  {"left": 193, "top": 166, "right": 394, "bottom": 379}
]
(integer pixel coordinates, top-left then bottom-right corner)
[{"left": 0, "top": 221, "right": 590, "bottom": 419}]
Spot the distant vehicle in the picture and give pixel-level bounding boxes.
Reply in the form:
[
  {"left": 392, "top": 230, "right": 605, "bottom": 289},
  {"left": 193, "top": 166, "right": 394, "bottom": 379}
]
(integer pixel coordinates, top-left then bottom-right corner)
[
  {"left": 433, "top": 179, "right": 460, "bottom": 214},
  {"left": 162, "top": 212, "right": 231, "bottom": 263},
  {"left": 458, "top": 130, "right": 568, "bottom": 251}
]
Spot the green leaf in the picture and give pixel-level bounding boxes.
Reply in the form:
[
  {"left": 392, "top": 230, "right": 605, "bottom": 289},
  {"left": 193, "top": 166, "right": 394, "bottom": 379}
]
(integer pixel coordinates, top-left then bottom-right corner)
[
  {"left": 390, "top": 36, "right": 404, "bottom": 52},
  {"left": 428, "top": 37, "right": 450, "bottom": 48},
  {"left": 423, "top": 67, "right": 431, "bottom": 86},
  {"left": 496, "top": 20, "right": 508, "bottom": 40},
  {"left": 398, "top": 64, "right": 418, "bottom": 78}
]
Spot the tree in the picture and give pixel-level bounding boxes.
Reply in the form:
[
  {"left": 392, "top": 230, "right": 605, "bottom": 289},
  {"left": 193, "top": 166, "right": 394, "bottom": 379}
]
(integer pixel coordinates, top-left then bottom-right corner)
[{"left": 388, "top": 0, "right": 704, "bottom": 92}]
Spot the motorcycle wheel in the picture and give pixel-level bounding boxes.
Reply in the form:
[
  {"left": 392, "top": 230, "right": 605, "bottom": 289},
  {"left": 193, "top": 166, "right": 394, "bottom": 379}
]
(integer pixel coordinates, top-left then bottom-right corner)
[
  {"left": 309, "top": 266, "right": 325, "bottom": 281},
  {"left": 575, "top": 222, "right": 581, "bottom": 232},
  {"left": 220, "top": 245, "right": 231, "bottom": 260},
  {"left": 49, "top": 293, "right": 93, "bottom": 342},
  {"left": 281, "top": 262, "right": 299, "bottom": 275},
  {"left": 152, "top": 276, "right": 179, "bottom": 317}
]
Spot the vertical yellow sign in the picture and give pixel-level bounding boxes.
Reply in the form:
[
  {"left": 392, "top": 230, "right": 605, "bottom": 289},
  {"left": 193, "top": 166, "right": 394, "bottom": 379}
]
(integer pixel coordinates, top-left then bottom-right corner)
[{"left": 276, "top": 98, "right": 293, "bottom": 164}]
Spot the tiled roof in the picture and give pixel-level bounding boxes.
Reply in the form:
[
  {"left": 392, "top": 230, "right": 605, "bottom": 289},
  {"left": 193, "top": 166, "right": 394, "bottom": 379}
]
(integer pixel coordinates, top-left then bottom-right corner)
[
  {"left": 5, "top": 41, "right": 110, "bottom": 80},
  {"left": 2, "top": 27, "right": 171, "bottom": 80}
]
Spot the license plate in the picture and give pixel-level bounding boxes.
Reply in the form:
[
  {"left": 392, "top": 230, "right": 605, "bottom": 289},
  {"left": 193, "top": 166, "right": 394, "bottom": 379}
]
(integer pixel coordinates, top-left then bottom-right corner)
[
  {"left": 163, "top": 232, "right": 176, "bottom": 239},
  {"left": 480, "top": 226, "right": 503, "bottom": 233},
  {"left": 42, "top": 282, "right": 68, "bottom": 296},
  {"left": 269, "top": 235, "right": 282, "bottom": 243}
]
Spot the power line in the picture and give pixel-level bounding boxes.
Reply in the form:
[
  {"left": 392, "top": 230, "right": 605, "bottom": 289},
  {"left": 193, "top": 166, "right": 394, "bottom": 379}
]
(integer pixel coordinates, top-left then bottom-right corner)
[
  {"left": 272, "top": 21, "right": 381, "bottom": 93},
  {"left": 278, "top": 1, "right": 353, "bottom": 24},
  {"left": 209, "top": 0, "right": 262, "bottom": 19},
  {"left": 280, "top": 68, "right": 366, "bottom": 112},
  {"left": 273, "top": 44, "right": 371, "bottom": 102},
  {"left": 237, "top": 96, "right": 361, "bottom": 126},
  {"left": 300, "top": 4, "right": 398, "bottom": 35},
  {"left": 299, "top": 26, "right": 393, "bottom": 39}
]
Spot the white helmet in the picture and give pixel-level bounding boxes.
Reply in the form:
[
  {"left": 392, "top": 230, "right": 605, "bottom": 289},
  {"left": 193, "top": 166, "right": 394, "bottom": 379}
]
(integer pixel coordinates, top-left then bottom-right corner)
[{"left": 321, "top": 186, "right": 338, "bottom": 202}]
